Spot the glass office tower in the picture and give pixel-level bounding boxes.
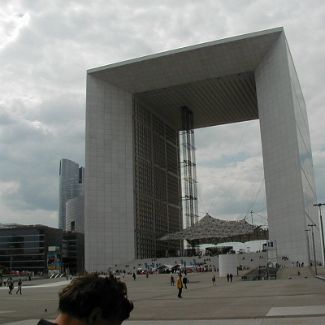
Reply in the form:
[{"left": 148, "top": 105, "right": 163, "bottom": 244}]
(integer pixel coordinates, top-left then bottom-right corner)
[{"left": 59, "top": 159, "right": 84, "bottom": 230}]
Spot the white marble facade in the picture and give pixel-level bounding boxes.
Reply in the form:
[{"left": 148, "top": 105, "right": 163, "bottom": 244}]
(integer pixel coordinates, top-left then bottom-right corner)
[
  {"left": 256, "top": 34, "right": 321, "bottom": 264},
  {"left": 85, "top": 28, "right": 321, "bottom": 271},
  {"left": 85, "top": 77, "right": 135, "bottom": 271}
]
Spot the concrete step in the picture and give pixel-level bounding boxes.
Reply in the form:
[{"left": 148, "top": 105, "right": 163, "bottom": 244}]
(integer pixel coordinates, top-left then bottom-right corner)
[{"left": 276, "top": 266, "right": 313, "bottom": 279}]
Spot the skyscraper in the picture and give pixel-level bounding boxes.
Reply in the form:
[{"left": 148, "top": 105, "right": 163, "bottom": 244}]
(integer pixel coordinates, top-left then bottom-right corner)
[
  {"left": 66, "top": 195, "right": 85, "bottom": 233},
  {"left": 59, "top": 159, "right": 84, "bottom": 230}
]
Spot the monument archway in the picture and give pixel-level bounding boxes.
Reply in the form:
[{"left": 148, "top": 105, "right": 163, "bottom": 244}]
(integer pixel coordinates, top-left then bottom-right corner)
[{"left": 85, "top": 27, "right": 322, "bottom": 270}]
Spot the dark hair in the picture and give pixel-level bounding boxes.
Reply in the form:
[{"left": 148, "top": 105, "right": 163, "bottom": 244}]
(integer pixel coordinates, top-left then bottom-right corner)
[{"left": 58, "top": 274, "right": 133, "bottom": 322}]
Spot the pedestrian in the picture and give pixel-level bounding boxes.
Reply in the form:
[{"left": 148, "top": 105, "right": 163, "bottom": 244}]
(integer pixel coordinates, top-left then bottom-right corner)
[
  {"left": 16, "top": 279, "right": 22, "bottom": 295},
  {"left": 146, "top": 271, "right": 149, "bottom": 279},
  {"left": 212, "top": 274, "right": 216, "bottom": 286},
  {"left": 132, "top": 272, "right": 136, "bottom": 281},
  {"left": 226, "top": 273, "right": 230, "bottom": 282},
  {"left": 37, "top": 273, "right": 133, "bottom": 325},
  {"left": 170, "top": 275, "right": 175, "bottom": 286},
  {"left": 8, "top": 279, "right": 14, "bottom": 294},
  {"left": 183, "top": 274, "right": 188, "bottom": 289},
  {"left": 176, "top": 274, "right": 183, "bottom": 298},
  {"left": 230, "top": 273, "right": 233, "bottom": 282}
]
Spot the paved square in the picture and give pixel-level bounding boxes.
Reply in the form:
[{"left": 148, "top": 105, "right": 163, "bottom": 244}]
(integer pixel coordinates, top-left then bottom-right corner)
[
  {"left": 1, "top": 271, "right": 325, "bottom": 325},
  {"left": 266, "top": 305, "right": 325, "bottom": 316}
]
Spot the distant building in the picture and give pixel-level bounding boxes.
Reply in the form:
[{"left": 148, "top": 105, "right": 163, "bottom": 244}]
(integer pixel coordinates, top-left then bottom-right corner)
[
  {"left": 0, "top": 224, "right": 84, "bottom": 274},
  {"left": 66, "top": 195, "right": 84, "bottom": 233},
  {"left": 0, "top": 224, "right": 62, "bottom": 273},
  {"left": 62, "top": 231, "right": 85, "bottom": 275},
  {"left": 59, "top": 159, "right": 84, "bottom": 230}
]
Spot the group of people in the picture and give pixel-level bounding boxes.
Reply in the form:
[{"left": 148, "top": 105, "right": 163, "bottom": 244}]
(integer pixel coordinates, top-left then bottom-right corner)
[
  {"left": 169, "top": 272, "right": 189, "bottom": 298},
  {"left": 174, "top": 271, "right": 236, "bottom": 297},
  {"left": 296, "top": 261, "right": 304, "bottom": 268},
  {"left": 3, "top": 278, "right": 23, "bottom": 295},
  {"left": 212, "top": 273, "right": 235, "bottom": 285},
  {"left": 210, "top": 273, "right": 235, "bottom": 284},
  {"left": 7, "top": 266, "right": 241, "bottom": 324}
]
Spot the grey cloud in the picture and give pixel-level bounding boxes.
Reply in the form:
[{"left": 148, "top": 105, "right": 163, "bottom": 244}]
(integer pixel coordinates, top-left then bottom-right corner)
[
  {"left": 196, "top": 120, "right": 262, "bottom": 167},
  {"left": 0, "top": 98, "right": 84, "bottom": 215},
  {"left": 1, "top": 0, "right": 325, "bottom": 227},
  {"left": 197, "top": 154, "right": 266, "bottom": 222}
]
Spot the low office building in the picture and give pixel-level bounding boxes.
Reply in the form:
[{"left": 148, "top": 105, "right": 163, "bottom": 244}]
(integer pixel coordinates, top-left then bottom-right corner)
[
  {"left": 62, "top": 231, "right": 85, "bottom": 275},
  {"left": 0, "top": 224, "right": 84, "bottom": 274},
  {"left": 0, "top": 224, "right": 62, "bottom": 274}
]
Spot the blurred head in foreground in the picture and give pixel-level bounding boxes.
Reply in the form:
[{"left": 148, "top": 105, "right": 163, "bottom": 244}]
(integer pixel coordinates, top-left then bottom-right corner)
[{"left": 39, "top": 273, "right": 133, "bottom": 325}]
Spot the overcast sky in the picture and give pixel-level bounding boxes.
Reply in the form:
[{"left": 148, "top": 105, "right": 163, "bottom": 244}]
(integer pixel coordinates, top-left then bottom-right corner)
[{"left": 1, "top": 0, "right": 325, "bottom": 229}]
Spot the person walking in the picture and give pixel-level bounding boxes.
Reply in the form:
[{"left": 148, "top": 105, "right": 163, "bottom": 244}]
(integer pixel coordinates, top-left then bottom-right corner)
[
  {"left": 8, "top": 278, "right": 14, "bottom": 294},
  {"left": 226, "top": 273, "right": 230, "bottom": 282},
  {"left": 176, "top": 274, "right": 183, "bottom": 298},
  {"left": 132, "top": 272, "right": 136, "bottom": 281},
  {"left": 230, "top": 273, "right": 233, "bottom": 282},
  {"left": 183, "top": 274, "right": 188, "bottom": 289},
  {"left": 212, "top": 274, "right": 216, "bottom": 286},
  {"left": 16, "top": 279, "right": 22, "bottom": 295},
  {"left": 170, "top": 275, "right": 175, "bottom": 286}
]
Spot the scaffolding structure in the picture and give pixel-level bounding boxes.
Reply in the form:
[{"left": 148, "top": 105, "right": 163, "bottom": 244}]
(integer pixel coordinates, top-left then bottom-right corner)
[{"left": 180, "top": 106, "right": 199, "bottom": 228}]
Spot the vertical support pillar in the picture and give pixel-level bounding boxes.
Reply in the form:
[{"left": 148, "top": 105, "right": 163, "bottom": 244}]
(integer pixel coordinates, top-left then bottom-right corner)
[
  {"left": 255, "top": 33, "right": 319, "bottom": 263},
  {"left": 85, "top": 75, "right": 135, "bottom": 271},
  {"left": 180, "top": 106, "right": 199, "bottom": 228}
]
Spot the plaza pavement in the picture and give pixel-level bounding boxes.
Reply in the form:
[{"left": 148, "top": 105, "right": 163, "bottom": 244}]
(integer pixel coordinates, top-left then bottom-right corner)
[{"left": 1, "top": 270, "right": 325, "bottom": 325}]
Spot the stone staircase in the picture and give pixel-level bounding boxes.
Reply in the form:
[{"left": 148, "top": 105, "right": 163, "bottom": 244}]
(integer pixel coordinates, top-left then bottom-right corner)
[{"left": 276, "top": 266, "right": 314, "bottom": 279}]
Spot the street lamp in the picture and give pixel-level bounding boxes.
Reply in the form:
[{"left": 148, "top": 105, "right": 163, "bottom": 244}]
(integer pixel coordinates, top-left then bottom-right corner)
[
  {"left": 313, "top": 203, "right": 325, "bottom": 266},
  {"left": 305, "top": 229, "right": 311, "bottom": 264},
  {"left": 308, "top": 224, "right": 317, "bottom": 275}
]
